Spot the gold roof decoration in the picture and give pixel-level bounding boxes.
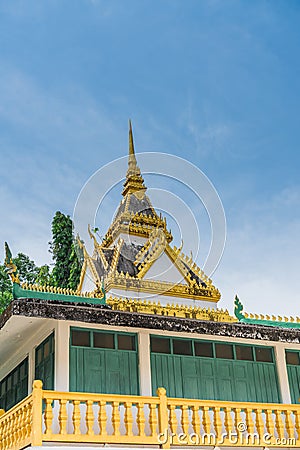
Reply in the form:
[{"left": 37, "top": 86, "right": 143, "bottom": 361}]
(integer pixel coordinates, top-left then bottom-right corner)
[
  {"left": 122, "top": 120, "right": 147, "bottom": 197},
  {"left": 107, "top": 296, "right": 236, "bottom": 322},
  {"left": 78, "top": 122, "right": 221, "bottom": 305},
  {"left": 103, "top": 121, "right": 173, "bottom": 247}
]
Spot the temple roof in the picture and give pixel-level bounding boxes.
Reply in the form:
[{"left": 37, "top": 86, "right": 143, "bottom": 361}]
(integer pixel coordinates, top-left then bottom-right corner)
[{"left": 78, "top": 123, "right": 221, "bottom": 304}]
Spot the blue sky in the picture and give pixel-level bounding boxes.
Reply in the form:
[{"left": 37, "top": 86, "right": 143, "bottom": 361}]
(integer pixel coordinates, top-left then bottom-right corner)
[{"left": 1, "top": 0, "right": 300, "bottom": 315}]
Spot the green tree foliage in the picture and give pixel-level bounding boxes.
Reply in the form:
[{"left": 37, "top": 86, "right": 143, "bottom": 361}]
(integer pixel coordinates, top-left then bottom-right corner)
[
  {"left": 14, "top": 253, "right": 39, "bottom": 283},
  {"left": 35, "top": 264, "right": 52, "bottom": 286},
  {"left": 50, "top": 211, "right": 82, "bottom": 289},
  {"left": 0, "top": 253, "right": 42, "bottom": 313},
  {"left": 68, "top": 238, "right": 83, "bottom": 290},
  {"left": 0, "top": 264, "right": 13, "bottom": 312},
  {"left": 0, "top": 211, "right": 82, "bottom": 315}
]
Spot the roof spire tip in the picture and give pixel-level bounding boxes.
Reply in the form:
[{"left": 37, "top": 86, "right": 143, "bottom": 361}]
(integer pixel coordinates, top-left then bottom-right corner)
[{"left": 128, "top": 119, "right": 135, "bottom": 156}]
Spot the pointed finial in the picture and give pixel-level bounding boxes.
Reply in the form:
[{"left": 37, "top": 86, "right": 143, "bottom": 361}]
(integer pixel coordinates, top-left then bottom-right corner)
[
  {"left": 129, "top": 119, "right": 135, "bottom": 156},
  {"left": 122, "top": 120, "right": 146, "bottom": 196},
  {"left": 127, "top": 119, "right": 138, "bottom": 170}
]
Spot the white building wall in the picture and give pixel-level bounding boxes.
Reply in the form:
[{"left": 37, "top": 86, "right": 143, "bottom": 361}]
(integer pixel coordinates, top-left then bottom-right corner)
[
  {"left": 0, "top": 317, "right": 56, "bottom": 393},
  {"left": 109, "top": 288, "right": 216, "bottom": 308},
  {"left": 143, "top": 252, "right": 187, "bottom": 284},
  {"left": 1, "top": 316, "right": 299, "bottom": 407}
]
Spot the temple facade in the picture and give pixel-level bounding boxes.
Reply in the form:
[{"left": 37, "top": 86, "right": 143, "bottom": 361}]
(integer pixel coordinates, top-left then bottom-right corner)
[{"left": 1, "top": 125, "right": 300, "bottom": 449}]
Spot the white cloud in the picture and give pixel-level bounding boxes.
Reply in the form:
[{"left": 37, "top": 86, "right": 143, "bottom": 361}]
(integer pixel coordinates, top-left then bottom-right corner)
[
  {"left": 0, "top": 64, "right": 122, "bottom": 265},
  {"left": 214, "top": 186, "right": 300, "bottom": 317}
]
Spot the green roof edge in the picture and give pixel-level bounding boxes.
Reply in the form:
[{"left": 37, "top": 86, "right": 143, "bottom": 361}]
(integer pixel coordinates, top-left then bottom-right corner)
[
  {"left": 13, "top": 283, "right": 106, "bottom": 305},
  {"left": 234, "top": 295, "right": 300, "bottom": 329}
]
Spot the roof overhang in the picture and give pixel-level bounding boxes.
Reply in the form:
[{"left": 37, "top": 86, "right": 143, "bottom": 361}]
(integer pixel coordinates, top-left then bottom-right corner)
[{"left": 1, "top": 298, "right": 300, "bottom": 344}]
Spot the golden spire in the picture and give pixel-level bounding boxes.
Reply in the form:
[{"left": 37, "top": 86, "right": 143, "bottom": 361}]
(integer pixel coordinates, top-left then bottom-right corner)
[
  {"left": 129, "top": 119, "right": 135, "bottom": 156},
  {"left": 122, "top": 120, "right": 146, "bottom": 196}
]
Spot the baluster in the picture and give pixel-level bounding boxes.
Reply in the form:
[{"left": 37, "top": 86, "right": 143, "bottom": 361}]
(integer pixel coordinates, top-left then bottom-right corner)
[
  {"left": 255, "top": 409, "right": 264, "bottom": 438},
  {"left": 265, "top": 409, "right": 274, "bottom": 436},
  {"left": 11, "top": 411, "right": 17, "bottom": 446},
  {"left": 58, "top": 399, "right": 68, "bottom": 435},
  {"left": 21, "top": 405, "right": 27, "bottom": 442},
  {"left": 25, "top": 402, "right": 32, "bottom": 439},
  {"left": 21, "top": 405, "right": 27, "bottom": 441},
  {"left": 44, "top": 398, "right": 53, "bottom": 436},
  {"left": 245, "top": 408, "right": 255, "bottom": 435},
  {"left": 234, "top": 407, "right": 243, "bottom": 445},
  {"left": 0, "top": 412, "right": 4, "bottom": 450},
  {"left": 213, "top": 407, "right": 222, "bottom": 440},
  {"left": 191, "top": 405, "right": 200, "bottom": 435},
  {"left": 182, "top": 405, "right": 190, "bottom": 435},
  {"left": 10, "top": 413, "right": 15, "bottom": 447},
  {"left": 6, "top": 416, "right": 10, "bottom": 449},
  {"left": 124, "top": 402, "right": 133, "bottom": 436},
  {"left": 15, "top": 410, "right": 20, "bottom": 445},
  {"left": 5, "top": 416, "right": 9, "bottom": 448},
  {"left": 17, "top": 409, "right": 21, "bottom": 444},
  {"left": 10, "top": 412, "right": 15, "bottom": 448},
  {"left": 86, "top": 400, "right": 94, "bottom": 436},
  {"left": 224, "top": 407, "right": 234, "bottom": 439},
  {"left": 16, "top": 408, "right": 22, "bottom": 444},
  {"left": 136, "top": 402, "right": 146, "bottom": 437},
  {"left": 2, "top": 417, "right": 7, "bottom": 450},
  {"left": 18, "top": 409, "right": 23, "bottom": 444},
  {"left": 8, "top": 414, "right": 13, "bottom": 449},
  {"left": 112, "top": 401, "right": 120, "bottom": 436},
  {"left": 235, "top": 407, "right": 243, "bottom": 429},
  {"left": 284, "top": 409, "right": 295, "bottom": 439},
  {"left": 98, "top": 400, "right": 107, "bottom": 436},
  {"left": 15, "top": 408, "right": 20, "bottom": 444},
  {"left": 149, "top": 403, "right": 158, "bottom": 436},
  {"left": 10, "top": 413, "right": 16, "bottom": 448},
  {"left": 0, "top": 417, "right": 3, "bottom": 450},
  {"left": 169, "top": 405, "right": 177, "bottom": 435},
  {"left": 294, "top": 409, "right": 300, "bottom": 440},
  {"left": 6, "top": 416, "right": 10, "bottom": 448},
  {"left": 202, "top": 406, "right": 211, "bottom": 434},
  {"left": 72, "top": 400, "right": 81, "bottom": 435},
  {"left": 275, "top": 410, "right": 285, "bottom": 440}
]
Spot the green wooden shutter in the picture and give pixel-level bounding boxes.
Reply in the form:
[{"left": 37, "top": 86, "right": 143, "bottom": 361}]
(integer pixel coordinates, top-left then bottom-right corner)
[
  {"left": 69, "top": 329, "right": 139, "bottom": 395},
  {"left": 150, "top": 336, "right": 280, "bottom": 403},
  {"left": 35, "top": 333, "right": 55, "bottom": 390},
  {"left": 286, "top": 351, "right": 300, "bottom": 403},
  {"left": 0, "top": 358, "right": 28, "bottom": 410},
  {"left": 287, "top": 365, "right": 300, "bottom": 403}
]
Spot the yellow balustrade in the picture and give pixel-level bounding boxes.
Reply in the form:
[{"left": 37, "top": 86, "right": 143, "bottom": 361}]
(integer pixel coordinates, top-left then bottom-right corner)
[{"left": 1, "top": 381, "right": 300, "bottom": 449}]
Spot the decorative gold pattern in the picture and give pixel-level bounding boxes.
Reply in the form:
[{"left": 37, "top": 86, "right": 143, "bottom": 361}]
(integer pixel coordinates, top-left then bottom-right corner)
[
  {"left": 20, "top": 281, "right": 105, "bottom": 299},
  {"left": 244, "top": 312, "right": 300, "bottom": 323},
  {"left": 104, "top": 211, "right": 173, "bottom": 247},
  {"left": 104, "top": 273, "right": 220, "bottom": 302},
  {"left": 135, "top": 228, "right": 166, "bottom": 278},
  {"left": 107, "top": 296, "right": 236, "bottom": 322}
]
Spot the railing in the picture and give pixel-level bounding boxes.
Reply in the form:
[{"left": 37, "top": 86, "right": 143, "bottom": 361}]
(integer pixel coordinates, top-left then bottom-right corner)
[
  {"left": 0, "top": 394, "right": 33, "bottom": 450},
  {"left": 0, "top": 381, "right": 300, "bottom": 449}
]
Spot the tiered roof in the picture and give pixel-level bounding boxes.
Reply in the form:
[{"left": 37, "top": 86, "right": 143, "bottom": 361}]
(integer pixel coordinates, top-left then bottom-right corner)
[{"left": 78, "top": 123, "right": 221, "bottom": 304}]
